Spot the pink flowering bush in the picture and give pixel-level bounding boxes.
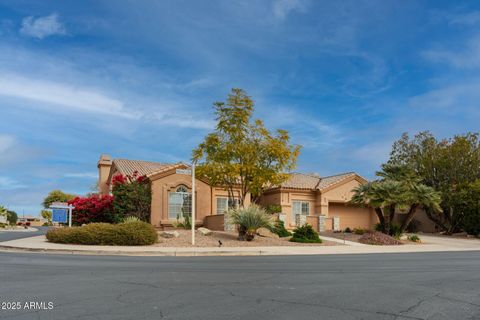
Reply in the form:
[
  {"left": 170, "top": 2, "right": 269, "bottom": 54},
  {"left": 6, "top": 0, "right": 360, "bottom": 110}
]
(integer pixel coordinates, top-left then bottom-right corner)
[{"left": 68, "top": 194, "right": 115, "bottom": 225}]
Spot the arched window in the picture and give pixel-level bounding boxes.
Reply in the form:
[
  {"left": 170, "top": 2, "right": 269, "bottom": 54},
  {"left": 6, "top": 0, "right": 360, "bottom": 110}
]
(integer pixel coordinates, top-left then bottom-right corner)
[
  {"left": 168, "top": 185, "right": 192, "bottom": 219},
  {"left": 176, "top": 185, "right": 188, "bottom": 193}
]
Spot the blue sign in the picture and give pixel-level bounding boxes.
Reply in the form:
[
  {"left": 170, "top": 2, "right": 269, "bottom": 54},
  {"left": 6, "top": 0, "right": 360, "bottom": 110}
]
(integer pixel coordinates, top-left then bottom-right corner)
[{"left": 52, "top": 208, "right": 68, "bottom": 223}]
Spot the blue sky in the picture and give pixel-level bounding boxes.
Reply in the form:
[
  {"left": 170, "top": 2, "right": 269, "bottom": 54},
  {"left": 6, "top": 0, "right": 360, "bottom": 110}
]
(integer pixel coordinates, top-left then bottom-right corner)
[{"left": 1, "top": 0, "right": 480, "bottom": 215}]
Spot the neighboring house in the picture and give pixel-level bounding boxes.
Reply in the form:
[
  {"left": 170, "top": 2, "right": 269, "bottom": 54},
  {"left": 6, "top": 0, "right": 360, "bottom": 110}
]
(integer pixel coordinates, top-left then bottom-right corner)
[
  {"left": 17, "top": 215, "right": 46, "bottom": 226},
  {"left": 97, "top": 154, "right": 377, "bottom": 230},
  {"left": 259, "top": 172, "right": 378, "bottom": 231}
]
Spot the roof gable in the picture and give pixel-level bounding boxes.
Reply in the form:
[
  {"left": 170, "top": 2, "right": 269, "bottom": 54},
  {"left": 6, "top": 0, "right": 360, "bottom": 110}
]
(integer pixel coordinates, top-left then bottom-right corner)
[
  {"left": 277, "top": 172, "right": 367, "bottom": 191},
  {"left": 112, "top": 159, "right": 173, "bottom": 177}
]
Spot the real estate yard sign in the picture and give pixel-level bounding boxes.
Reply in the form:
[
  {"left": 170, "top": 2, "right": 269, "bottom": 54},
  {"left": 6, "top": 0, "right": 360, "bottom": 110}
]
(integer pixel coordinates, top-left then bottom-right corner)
[
  {"left": 50, "top": 202, "right": 74, "bottom": 227},
  {"left": 52, "top": 208, "right": 68, "bottom": 223}
]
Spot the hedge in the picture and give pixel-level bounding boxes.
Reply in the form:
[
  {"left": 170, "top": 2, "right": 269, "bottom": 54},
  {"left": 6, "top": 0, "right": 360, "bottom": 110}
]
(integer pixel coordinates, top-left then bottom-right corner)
[{"left": 46, "top": 221, "right": 157, "bottom": 246}]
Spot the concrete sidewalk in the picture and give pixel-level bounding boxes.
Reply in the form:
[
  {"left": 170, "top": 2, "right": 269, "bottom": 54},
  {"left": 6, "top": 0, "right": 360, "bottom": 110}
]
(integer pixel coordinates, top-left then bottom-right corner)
[{"left": 0, "top": 234, "right": 479, "bottom": 256}]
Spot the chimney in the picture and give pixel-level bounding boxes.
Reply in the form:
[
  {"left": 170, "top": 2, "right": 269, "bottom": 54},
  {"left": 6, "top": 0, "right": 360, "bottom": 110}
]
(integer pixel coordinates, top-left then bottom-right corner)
[{"left": 97, "top": 154, "right": 112, "bottom": 195}]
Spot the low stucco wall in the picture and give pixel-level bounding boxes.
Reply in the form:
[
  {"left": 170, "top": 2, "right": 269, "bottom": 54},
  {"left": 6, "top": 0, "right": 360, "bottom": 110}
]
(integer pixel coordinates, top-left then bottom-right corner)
[
  {"left": 393, "top": 209, "right": 437, "bottom": 233},
  {"left": 204, "top": 214, "right": 224, "bottom": 231},
  {"left": 306, "top": 215, "right": 318, "bottom": 231}
]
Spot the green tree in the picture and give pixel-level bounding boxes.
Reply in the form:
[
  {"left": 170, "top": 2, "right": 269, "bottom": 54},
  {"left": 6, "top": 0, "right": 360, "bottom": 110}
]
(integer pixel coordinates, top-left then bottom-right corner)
[
  {"left": 456, "top": 180, "right": 480, "bottom": 236},
  {"left": 0, "top": 205, "right": 7, "bottom": 223},
  {"left": 40, "top": 209, "right": 52, "bottom": 222},
  {"left": 193, "top": 88, "right": 301, "bottom": 206},
  {"left": 388, "top": 132, "right": 480, "bottom": 233},
  {"left": 7, "top": 210, "right": 18, "bottom": 225},
  {"left": 112, "top": 174, "right": 151, "bottom": 222},
  {"left": 351, "top": 164, "right": 441, "bottom": 235},
  {"left": 43, "top": 190, "right": 76, "bottom": 208}
]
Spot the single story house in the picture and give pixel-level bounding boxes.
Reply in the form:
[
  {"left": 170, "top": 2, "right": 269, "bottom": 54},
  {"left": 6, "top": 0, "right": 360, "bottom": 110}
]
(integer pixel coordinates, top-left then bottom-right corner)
[{"left": 97, "top": 154, "right": 379, "bottom": 231}]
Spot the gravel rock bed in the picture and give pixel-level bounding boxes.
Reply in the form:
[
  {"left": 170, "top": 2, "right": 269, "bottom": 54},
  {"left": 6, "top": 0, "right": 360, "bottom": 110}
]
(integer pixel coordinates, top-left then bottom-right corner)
[{"left": 155, "top": 229, "right": 338, "bottom": 247}]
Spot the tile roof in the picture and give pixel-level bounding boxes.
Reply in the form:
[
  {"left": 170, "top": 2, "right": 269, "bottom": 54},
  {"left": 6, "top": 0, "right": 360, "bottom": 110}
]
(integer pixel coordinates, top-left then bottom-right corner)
[
  {"left": 112, "top": 159, "right": 175, "bottom": 177},
  {"left": 110, "top": 158, "right": 363, "bottom": 191},
  {"left": 278, "top": 172, "right": 358, "bottom": 190}
]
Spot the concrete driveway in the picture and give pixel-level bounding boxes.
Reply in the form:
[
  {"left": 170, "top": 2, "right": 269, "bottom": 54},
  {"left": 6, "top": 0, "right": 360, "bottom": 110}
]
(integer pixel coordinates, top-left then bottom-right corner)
[{"left": 419, "top": 234, "right": 480, "bottom": 248}]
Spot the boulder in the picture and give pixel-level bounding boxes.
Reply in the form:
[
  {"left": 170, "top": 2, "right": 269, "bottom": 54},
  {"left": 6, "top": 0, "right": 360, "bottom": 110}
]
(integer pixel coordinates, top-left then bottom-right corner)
[
  {"left": 256, "top": 227, "right": 279, "bottom": 239},
  {"left": 159, "top": 231, "right": 180, "bottom": 238},
  {"left": 198, "top": 227, "right": 212, "bottom": 236}
]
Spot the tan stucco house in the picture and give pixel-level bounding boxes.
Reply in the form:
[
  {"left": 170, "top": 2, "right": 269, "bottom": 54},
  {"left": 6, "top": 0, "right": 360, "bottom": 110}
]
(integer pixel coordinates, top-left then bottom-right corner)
[{"left": 98, "top": 154, "right": 377, "bottom": 231}]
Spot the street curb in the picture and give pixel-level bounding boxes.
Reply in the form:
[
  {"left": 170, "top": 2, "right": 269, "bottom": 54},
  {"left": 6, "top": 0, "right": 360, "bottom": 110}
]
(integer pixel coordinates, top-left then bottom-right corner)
[
  {"left": 1, "top": 243, "right": 480, "bottom": 257},
  {"left": 0, "top": 244, "right": 269, "bottom": 256}
]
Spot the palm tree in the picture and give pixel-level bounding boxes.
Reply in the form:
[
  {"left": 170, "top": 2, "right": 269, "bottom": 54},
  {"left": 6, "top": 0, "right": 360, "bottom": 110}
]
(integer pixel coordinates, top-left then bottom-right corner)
[
  {"left": 399, "top": 184, "right": 442, "bottom": 232},
  {"left": 351, "top": 180, "right": 407, "bottom": 235},
  {"left": 351, "top": 163, "right": 442, "bottom": 235}
]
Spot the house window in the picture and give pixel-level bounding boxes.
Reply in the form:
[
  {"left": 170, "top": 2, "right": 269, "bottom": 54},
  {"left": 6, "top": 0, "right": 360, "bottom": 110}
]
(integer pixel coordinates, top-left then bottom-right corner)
[
  {"left": 292, "top": 201, "right": 309, "bottom": 226},
  {"left": 168, "top": 185, "right": 192, "bottom": 219},
  {"left": 216, "top": 197, "right": 239, "bottom": 215},
  {"left": 292, "top": 201, "right": 310, "bottom": 215}
]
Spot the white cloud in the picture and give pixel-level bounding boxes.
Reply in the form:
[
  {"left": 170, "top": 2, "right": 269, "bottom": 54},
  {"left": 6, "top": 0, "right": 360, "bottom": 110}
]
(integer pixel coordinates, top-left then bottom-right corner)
[
  {"left": 409, "top": 82, "right": 480, "bottom": 110},
  {"left": 272, "top": 0, "right": 307, "bottom": 20},
  {"left": 449, "top": 11, "right": 480, "bottom": 26},
  {"left": 20, "top": 13, "right": 66, "bottom": 39},
  {"left": 0, "top": 73, "right": 140, "bottom": 119},
  {"left": 63, "top": 172, "right": 97, "bottom": 179},
  {"left": 0, "top": 176, "right": 26, "bottom": 190},
  {"left": 0, "top": 134, "right": 15, "bottom": 153},
  {"left": 152, "top": 112, "right": 215, "bottom": 130},
  {"left": 351, "top": 141, "right": 392, "bottom": 165},
  {"left": 423, "top": 36, "right": 480, "bottom": 69}
]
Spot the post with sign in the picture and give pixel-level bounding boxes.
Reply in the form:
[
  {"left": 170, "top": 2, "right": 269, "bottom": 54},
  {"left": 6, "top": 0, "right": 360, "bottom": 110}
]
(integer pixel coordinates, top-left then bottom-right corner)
[
  {"left": 191, "top": 163, "right": 196, "bottom": 245},
  {"left": 50, "top": 202, "right": 75, "bottom": 227}
]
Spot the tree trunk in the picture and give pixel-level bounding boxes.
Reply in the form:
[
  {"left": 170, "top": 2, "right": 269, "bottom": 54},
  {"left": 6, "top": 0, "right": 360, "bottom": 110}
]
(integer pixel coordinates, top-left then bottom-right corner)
[
  {"left": 400, "top": 204, "right": 418, "bottom": 233},
  {"left": 374, "top": 208, "right": 385, "bottom": 231},
  {"left": 425, "top": 207, "right": 448, "bottom": 232},
  {"left": 383, "top": 204, "right": 396, "bottom": 235},
  {"left": 384, "top": 208, "right": 391, "bottom": 236}
]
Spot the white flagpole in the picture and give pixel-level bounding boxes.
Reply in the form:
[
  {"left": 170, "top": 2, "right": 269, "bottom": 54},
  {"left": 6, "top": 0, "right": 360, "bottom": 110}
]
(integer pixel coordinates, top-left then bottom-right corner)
[{"left": 191, "top": 163, "right": 196, "bottom": 245}]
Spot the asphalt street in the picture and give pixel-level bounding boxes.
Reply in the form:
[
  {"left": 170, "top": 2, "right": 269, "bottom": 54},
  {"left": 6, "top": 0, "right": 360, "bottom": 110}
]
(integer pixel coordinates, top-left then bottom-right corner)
[
  {"left": 0, "top": 251, "right": 479, "bottom": 320},
  {"left": 0, "top": 227, "right": 49, "bottom": 242}
]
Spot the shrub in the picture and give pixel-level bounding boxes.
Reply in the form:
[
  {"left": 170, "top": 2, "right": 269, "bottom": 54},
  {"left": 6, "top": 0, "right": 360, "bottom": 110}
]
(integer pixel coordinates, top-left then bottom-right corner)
[
  {"left": 265, "top": 204, "right": 282, "bottom": 215},
  {"left": 122, "top": 216, "right": 140, "bottom": 223},
  {"left": 290, "top": 224, "right": 322, "bottom": 243},
  {"left": 46, "top": 221, "right": 157, "bottom": 246},
  {"left": 375, "top": 222, "right": 403, "bottom": 239},
  {"left": 112, "top": 172, "right": 151, "bottom": 222},
  {"left": 68, "top": 194, "right": 116, "bottom": 225},
  {"left": 228, "top": 205, "right": 273, "bottom": 241},
  {"left": 390, "top": 223, "right": 403, "bottom": 239},
  {"left": 7, "top": 210, "right": 18, "bottom": 225},
  {"left": 0, "top": 223, "right": 6, "bottom": 228},
  {"left": 172, "top": 215, "right": 191, "bottom": 230},
  {"left": 463, "top": 211, "right": 480, "bottom": 237},
  {"left": 353, "top": 228, "right": 366, "bottom": 235},
  {"left": 344, "top": 227, "right": 352, "bottom": 233},
  {"left": 359, "top": 232, "right": 402, "bottom": 245},
  {"left": 270, "top": 219, "right": 291, "bottom": 237},
  {"left": 42, "top": 222, "right": 53, "bottom": 227},
  {"left": 407, "top": 234, "right": 421, "bottom": 242}
]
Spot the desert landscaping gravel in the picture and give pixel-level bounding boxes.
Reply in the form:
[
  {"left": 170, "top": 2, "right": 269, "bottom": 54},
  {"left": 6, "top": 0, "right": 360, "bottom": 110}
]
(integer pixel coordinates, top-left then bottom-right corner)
[{"left": 155, "top": 229, "right": 338, "bottom": 247}]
